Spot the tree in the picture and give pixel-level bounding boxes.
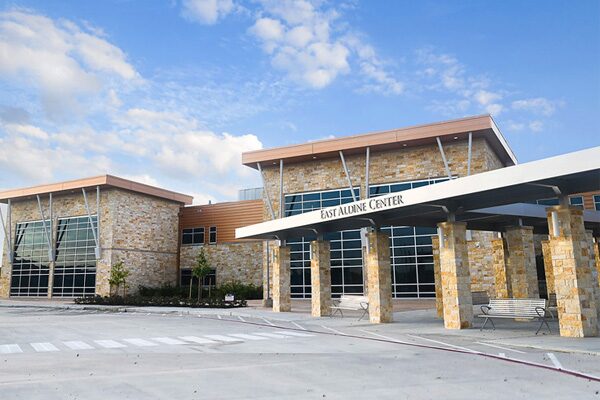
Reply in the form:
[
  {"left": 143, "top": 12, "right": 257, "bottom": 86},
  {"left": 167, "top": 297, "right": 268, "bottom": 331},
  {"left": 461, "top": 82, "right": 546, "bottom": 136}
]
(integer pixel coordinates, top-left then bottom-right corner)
[
  {"left": 192, "top": 248, "right": 212, "bottom": 301},
  {"left": 108, "top": 260, "right": 130, "bottom": 296}
]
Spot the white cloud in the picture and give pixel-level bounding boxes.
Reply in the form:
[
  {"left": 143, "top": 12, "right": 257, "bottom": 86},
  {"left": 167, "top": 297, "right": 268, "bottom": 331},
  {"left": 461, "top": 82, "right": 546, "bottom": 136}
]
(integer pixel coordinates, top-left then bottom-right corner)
[
  {"left": 244, "top": 0, "right": 402, "bottom": 93},
  {"left": 4, "top": 123, "right": 49, "bottom": 140},
  {"left": 0, "top": 9, "right": 266, "bottom": 203},
  {"left": 181, "top": 0, "right": 235, "bottom": 25},
  {"left": 529, "top": 120, "right": 544, "bottom": 132},
  {"left": 251, "top": 17, "right": 285, "bottom": 43},
  {"left": 512, "top": 97, "right": 563, "bottom": 116},
  {"left": 0, "top": 9, "right": 139, "bottom": 119}
]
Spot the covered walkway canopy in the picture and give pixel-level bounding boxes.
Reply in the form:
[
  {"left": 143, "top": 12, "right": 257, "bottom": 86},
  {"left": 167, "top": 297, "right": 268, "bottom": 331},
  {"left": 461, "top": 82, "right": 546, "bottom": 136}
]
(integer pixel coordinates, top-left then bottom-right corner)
[
  {"left": 237, "top": 147, "right": 600, "bottom": 338},
  {"left": 237, "top": 147, "right": 600, "bottom": 240}
]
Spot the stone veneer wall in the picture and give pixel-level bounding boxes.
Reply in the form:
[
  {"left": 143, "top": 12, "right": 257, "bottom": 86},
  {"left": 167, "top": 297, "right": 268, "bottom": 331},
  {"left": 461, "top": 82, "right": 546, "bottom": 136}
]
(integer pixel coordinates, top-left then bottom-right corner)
[
  {"left": 467, "top": 231, "right": 496, "bottom": 296},
  {"left": 0, "top": 188, "right": 181, "bottom": 298},
  {"left": 260, "top": 137, "right": 503, "bottom": 219},
  {"left": 258, "top": 138, "right": 506, "bottom": 298},
  {"left": 179, "top": 241, "right": 263, "bottom": 287}
]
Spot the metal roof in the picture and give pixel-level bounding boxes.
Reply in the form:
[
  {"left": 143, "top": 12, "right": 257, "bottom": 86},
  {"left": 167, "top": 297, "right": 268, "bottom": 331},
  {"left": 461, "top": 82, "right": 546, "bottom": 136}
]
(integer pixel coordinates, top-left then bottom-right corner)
[
  {"left": 242, "top": 115, "right": 517, "bottom": 168},
  {"left": 0, "top": 175, "right": 194, "bottom": 205}
]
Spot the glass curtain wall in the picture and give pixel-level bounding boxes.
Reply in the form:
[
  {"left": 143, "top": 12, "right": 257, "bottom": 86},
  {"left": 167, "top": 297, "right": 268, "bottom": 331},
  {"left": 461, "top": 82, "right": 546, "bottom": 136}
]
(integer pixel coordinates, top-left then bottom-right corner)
[
  {"left": 53, "top": 216, "right": 98, "bottom": 297},
  {"left": 11, "top": 220, "right": 51, "bottom": 296},
  {"left": 285, "top": 188, "right": 361, "bottom": 298},
  {"left": 370, "top": 177, "right": 449, "bottom": 298}
]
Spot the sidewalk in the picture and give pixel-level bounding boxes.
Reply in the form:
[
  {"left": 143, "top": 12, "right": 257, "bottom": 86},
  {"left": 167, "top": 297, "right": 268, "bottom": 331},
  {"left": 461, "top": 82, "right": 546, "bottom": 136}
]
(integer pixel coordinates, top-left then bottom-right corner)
[{"left": 2, "top": 297, "right": 599, "bottom": 356}]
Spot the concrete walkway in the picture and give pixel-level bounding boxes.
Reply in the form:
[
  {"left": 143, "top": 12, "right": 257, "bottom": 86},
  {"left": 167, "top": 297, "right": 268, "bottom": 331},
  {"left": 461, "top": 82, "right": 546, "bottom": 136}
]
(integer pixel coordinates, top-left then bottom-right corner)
[{"left": 2, "top": 297, "right": 599, "bottom": 357}]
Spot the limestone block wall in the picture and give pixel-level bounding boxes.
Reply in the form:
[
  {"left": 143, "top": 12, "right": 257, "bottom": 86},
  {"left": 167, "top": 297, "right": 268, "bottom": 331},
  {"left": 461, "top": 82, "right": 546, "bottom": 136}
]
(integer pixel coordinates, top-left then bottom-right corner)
[
  {"left": 179, "top": 241, "right": 263, "bottom": 287},
  {"left": 467, "top": 231, "right": 496, "bottom": 295},
  {"left": 102, "top": 189, "right": 180, "bottom": 295},
  {"left": 260, "top": 138, "right": 504, "bottom": 219},
  {"left": 0, "top": 188, "right": 181, "bottom": 298}
]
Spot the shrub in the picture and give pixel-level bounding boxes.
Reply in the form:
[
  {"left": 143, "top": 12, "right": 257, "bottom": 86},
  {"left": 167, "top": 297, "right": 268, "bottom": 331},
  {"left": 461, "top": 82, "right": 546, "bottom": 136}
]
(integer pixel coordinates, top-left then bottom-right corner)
[
  {"left": 74, "top": 295, "right": 246, "bottom": 308},
  {"left": 136, "top": 281, "right": 262, "bottom": 301},
  {"left": 212, "top": 281, "right": 263, "bottom": 300}
]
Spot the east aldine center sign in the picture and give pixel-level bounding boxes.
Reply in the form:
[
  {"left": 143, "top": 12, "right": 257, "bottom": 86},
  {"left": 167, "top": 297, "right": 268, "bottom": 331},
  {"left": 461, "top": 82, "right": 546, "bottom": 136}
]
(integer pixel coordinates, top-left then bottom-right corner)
[{"left": 320, "top": 194, "right": 404, "bottom": 221}]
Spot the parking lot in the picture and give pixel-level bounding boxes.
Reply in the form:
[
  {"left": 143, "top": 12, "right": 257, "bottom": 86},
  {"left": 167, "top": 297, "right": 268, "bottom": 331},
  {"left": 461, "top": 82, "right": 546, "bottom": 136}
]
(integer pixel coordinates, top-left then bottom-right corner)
[{"left": 0, "top": 301, "right": 599, "bottom": 399}]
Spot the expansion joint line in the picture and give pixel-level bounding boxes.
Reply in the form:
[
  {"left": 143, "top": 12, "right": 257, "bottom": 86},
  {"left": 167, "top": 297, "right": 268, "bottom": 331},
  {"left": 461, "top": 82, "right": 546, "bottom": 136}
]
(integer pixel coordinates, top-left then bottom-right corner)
[{"left": 189, "top": 313, "right": 599, "bottom": 383}]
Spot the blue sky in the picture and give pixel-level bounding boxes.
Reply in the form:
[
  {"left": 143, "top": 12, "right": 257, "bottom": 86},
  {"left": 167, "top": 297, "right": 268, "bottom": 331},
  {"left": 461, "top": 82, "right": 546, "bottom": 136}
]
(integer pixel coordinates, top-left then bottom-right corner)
[{"left": 0, "top": 0, "right": 598, "bottom": 203}]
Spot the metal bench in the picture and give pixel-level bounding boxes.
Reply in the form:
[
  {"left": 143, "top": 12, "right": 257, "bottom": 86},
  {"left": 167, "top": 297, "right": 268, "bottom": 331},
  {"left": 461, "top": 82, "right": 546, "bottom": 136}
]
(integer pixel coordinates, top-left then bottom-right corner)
[
  {"left": 331, "top": 295, "right": 369, "bottom": 320},
  {"left": 477, "top": 298, "right": 551, "bottom": 335}
]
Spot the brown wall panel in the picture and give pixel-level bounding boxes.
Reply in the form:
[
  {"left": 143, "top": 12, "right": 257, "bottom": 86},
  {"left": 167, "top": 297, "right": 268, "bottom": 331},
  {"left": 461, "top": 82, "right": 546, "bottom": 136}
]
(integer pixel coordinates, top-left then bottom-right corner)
[{"left": 179, "top": 200, "right": 263, "bottom": 243}]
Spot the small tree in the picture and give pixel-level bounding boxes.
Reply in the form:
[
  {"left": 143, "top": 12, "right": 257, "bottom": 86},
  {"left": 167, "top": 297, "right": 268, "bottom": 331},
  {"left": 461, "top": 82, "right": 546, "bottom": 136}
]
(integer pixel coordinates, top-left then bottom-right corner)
[
  {"left": 192, "top": 248, "right": 212, "bottom": 301},
  {"left": 108, "top": 260, "right": 130, "bottom": 297}
]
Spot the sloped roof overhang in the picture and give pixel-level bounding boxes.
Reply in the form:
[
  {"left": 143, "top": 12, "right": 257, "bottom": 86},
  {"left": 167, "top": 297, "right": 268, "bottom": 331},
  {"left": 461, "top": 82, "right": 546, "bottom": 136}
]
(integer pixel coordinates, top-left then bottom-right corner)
[
  {"left": 242, "top": 115, "right": 517, "bottom": 169},
  {"left": 0, "top": 175, "right": 193, "bottom": 205}
]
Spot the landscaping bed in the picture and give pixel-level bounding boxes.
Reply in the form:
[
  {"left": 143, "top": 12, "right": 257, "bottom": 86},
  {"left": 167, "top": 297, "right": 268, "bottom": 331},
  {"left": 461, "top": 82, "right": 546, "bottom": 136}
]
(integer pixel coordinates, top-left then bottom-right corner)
[{"left": 74, "top": 295, "right": 246, "bottom": 308}]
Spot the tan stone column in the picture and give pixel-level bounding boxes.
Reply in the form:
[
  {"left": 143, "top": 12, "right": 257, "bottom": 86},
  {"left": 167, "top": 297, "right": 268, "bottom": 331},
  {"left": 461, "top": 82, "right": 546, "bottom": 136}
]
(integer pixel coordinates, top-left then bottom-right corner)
[
  {"left": 438, "top": 221, "right": 473, "bottom": 329},
  {"left": 365, "top": 231, "right": 393, "bottom": 323},
  {"left": 547, "top": 206, "right": 598, "bottom": 337},
  {"left": 492, "top": 236, "right": 510, "bottom": 299},
  {"left": 272, "top": 244, "right": 291, "bottom": 312},
  {"left": 432, "top": 235, "right": 443, "bottom": 318},
  {"left": 541, "top": 239, "right": 555, "bottom": 297},
  {"left": 310, "top": 240, "right": 331, "bottom": 317},
  {"left": 505, "top": 226, "right": 539, "bottom": 298},
  {"left": 585, "top": 231, "right": 600, "bottom": 321}
]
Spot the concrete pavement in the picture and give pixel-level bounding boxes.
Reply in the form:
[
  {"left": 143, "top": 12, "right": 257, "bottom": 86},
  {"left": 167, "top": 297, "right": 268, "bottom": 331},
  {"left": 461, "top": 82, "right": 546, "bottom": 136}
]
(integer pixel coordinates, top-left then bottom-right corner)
[{"left": 0, "top": 300, "right": 599, "bottom": 399}]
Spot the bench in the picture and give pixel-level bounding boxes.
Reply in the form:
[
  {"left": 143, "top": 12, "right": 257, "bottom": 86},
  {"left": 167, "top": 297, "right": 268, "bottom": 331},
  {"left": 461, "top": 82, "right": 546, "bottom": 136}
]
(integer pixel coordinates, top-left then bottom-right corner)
[
  {"left": 476, "top": 298, "right": 551, "bottom": 335},
  {"left": 331, "top": 295, "right": 369, "bottom": 320}
]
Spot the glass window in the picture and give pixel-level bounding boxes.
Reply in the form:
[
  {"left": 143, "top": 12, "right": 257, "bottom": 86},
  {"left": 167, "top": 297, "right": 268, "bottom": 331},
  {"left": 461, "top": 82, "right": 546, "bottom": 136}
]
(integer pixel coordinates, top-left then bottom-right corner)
[
  {"left": 180, "top": 268, "right": 216, "bottom": 287},
  {"left": 209, "top": 226, "right": 217, "bottom": 244},
  {"left": 11, "top": 220, "right": 51, "bottom": 297},
  {"left": 595, "top": 195, "right": 600, "bottom": 211},
  {"left": 536, "top": 198, "right": 560, "bottom": 206},
  {"left": 182, "top": 227, "right": 204, "bottom": 245},
  {"left": 370, "top": 178, "right": 446, "bottom": 298},
  {"left": 569, "top": 196, "right": 583, "bottom": 208},
  {"left": 53, "top": 216, "right": 97, "bottom": 297},
  {"left": 285, "top": 187, "right": 362, "bottom": 298}
]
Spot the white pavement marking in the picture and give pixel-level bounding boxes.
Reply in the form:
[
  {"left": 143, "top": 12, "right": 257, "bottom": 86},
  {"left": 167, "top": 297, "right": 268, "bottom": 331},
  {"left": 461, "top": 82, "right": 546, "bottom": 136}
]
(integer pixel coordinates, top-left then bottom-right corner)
[
  {"left": 275, "top": 331, "right": 315, "bottom": 338},
  {"left": 95, "top": 340, "right": 127, "bottom": 349},
  {"left": 320, "top": 325, "right": 346, "bottom": 335},
  {"left": 261, "top": 318, "right": 276, "bottom": 326},
  {"left": 30, "top": 342, "right": 59, "bottom": 352},
  {"left": 0, "top": 344, "right": 22, "bottom": 354},
  {"left": 152, "top": 337, "right": 186, "bottom": 345},
  {"left": 406, "top": 334, "right": 477, "bottom": 353},
  {"left": 475, "top": 342, "right": 526, "bottom": 354},
  {"left": 237, "top": 316, "right": 246, "bottom": 322},
  {"left": 217, "top": 315, "right": 222, "bottom": 320},
  {"left": 63, "top": 341, "right": 94, "bottom": 350},
  {"left": 547, "top": 353, "right": 563, "bottom": 369},
  {"left": 204, "top": 335, "right": 243, "bottom": 343},
  {"left": 499, "top": 353, "right": 506, "bottom": 358},
  {"left": 229, "top": 333, "right": 269, "bottom": 341},
  {"left": 358, "top": 329, "right": 405, "bottom": 343},
  {"left": 253, "top": 332, "right": 287, "bottom": 339},
  {"left": 291, "top": 322, "right": 306, "bottom": 331},
  {"left": 179, "top": 336, "right": 217, "bottom": 345},
  {"left": 123, "top": 338, "right": 158, "bottom": 347}
]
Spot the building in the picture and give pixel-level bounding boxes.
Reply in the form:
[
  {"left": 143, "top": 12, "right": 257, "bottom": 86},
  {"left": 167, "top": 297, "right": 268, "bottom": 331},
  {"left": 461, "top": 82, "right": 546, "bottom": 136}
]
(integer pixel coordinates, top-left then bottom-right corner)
[
  {"left": 0, "top": 175, "right": 191, "bottom": 298},
  {"left": 0, "top": 115, "right": 598, "bottom": 301}
]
